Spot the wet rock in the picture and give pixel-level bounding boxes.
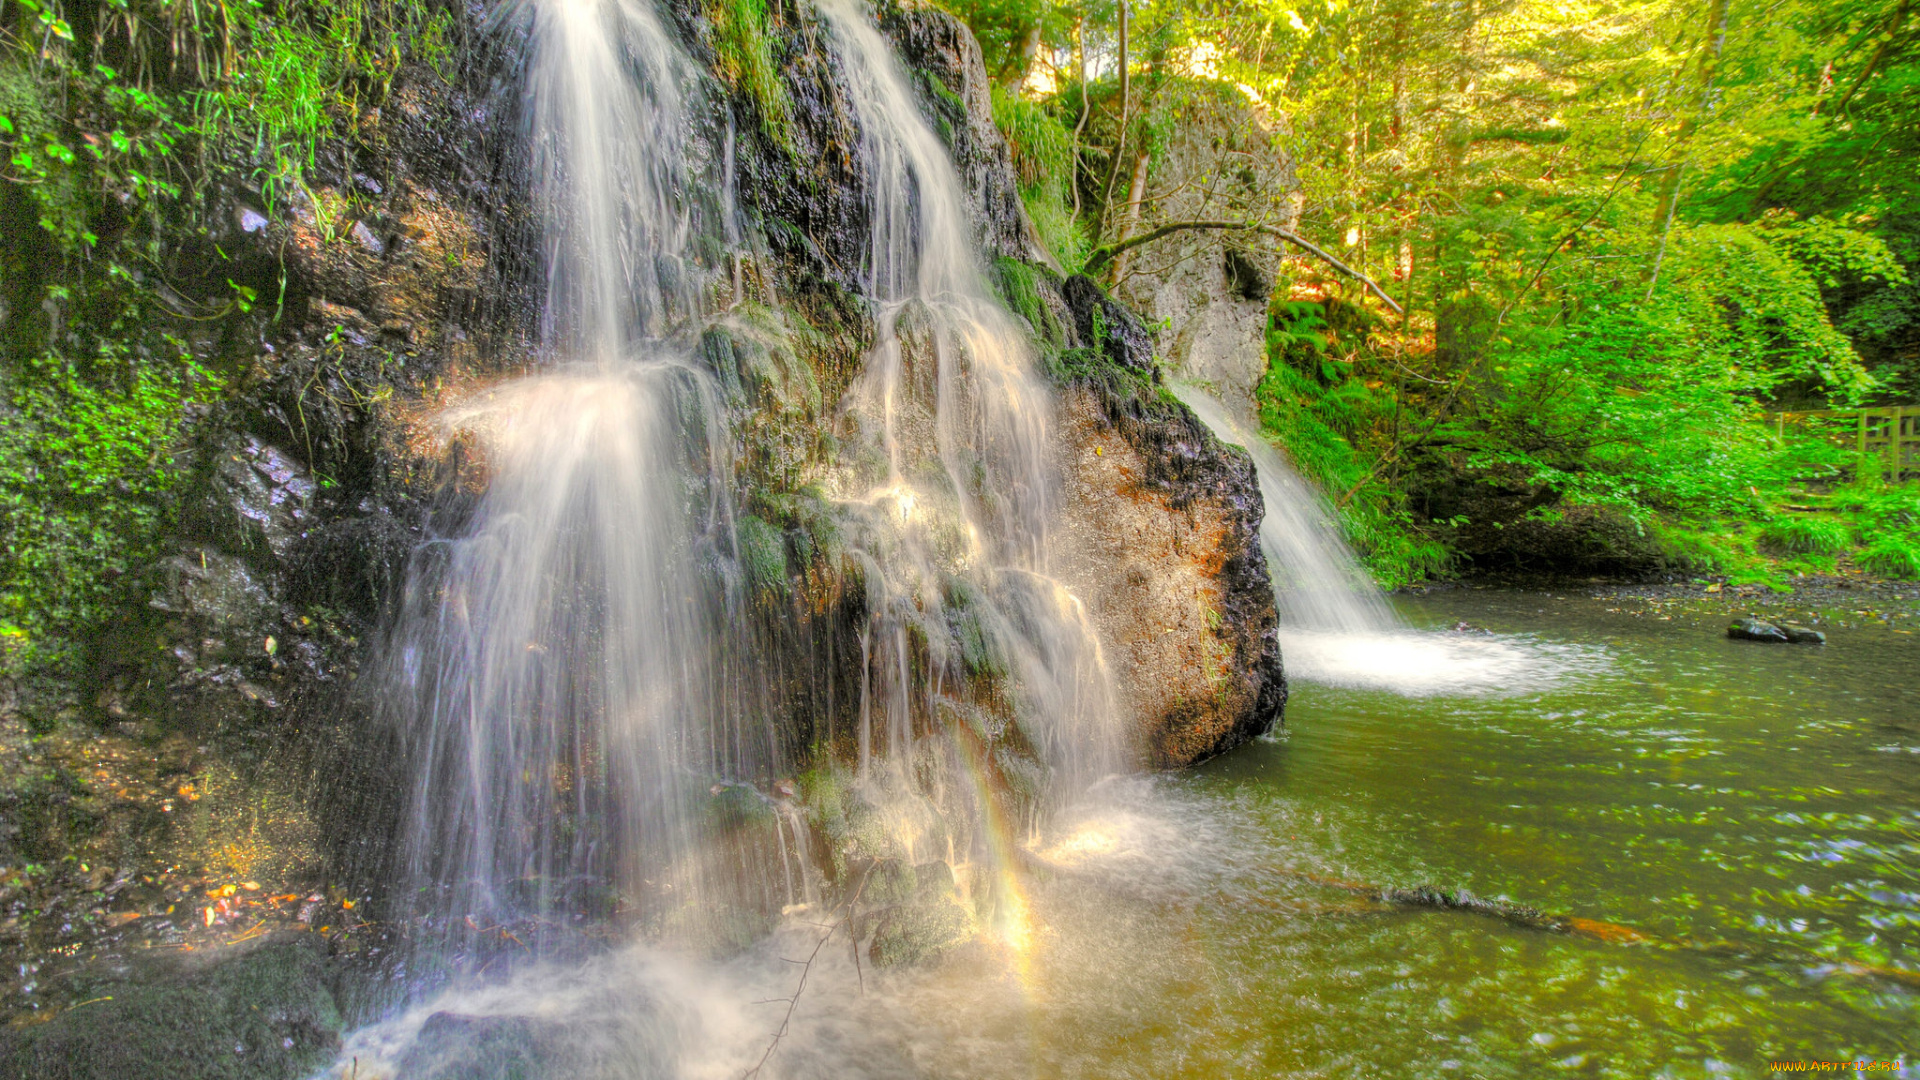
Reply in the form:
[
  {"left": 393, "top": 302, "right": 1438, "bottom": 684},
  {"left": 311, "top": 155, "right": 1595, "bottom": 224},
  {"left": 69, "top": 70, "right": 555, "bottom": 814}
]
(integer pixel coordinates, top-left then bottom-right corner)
[
  {"left": 185, "top": 436, "right": 317, "bottom": 569},
  {"left": 861, "top": 857, "right": 918, "bottom": 905},
  {"left": 868, "top": 893, "right": 972, "bottom": 968},
  {"left": 874, "top": 0, "right": 1047, "bottom": 265},
  {"left": 147, "top": 551, "right": 275, "bottom": 636},
  {"left": 1780, "top": 623, "right": 1827, "bottom": 644},
  {"left": 1064, "top": 274, "right": 1156, "bottom": 372},
  {"left": 1054, "top": 384, "right": 1286, "bottom": 767},
  {"left": 395, "top": 1012, "right": 601, "bottom": 1080},
  {"left": 349, "top": 220, "right": 386, "bottom": 256},
  {"left": 0, "top": 935, "right": 342, "bottom": 1080},
  {"left": 1727, "top": 618, "right": 1791, "bottom": 643}
]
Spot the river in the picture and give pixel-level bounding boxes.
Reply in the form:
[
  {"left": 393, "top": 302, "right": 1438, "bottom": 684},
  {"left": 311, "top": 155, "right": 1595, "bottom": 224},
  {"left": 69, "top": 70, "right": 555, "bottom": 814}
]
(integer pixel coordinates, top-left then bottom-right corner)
[{"left": 331, "top": 586, "right": 1918, "bottom": 1078}]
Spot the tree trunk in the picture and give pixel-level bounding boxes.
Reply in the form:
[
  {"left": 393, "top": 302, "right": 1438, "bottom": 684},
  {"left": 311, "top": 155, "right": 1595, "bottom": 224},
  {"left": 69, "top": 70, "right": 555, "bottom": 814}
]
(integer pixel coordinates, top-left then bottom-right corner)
[
  {"left": 1110, "top": 153, "right": 1153, "bottom": 283},
  {"left": 1101, "top": 0, "right": 1132, "bottom": 223},
  {"left": 1645, "top": 0, "right": 1732, "bottom": 289}
]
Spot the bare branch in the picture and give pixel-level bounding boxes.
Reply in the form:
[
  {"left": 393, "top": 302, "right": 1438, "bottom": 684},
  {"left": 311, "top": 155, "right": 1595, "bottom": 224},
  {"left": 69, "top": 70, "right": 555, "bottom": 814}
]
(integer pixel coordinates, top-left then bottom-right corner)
[{"left": 1080, "top": 220, "right": 1404, "bottom": 314}]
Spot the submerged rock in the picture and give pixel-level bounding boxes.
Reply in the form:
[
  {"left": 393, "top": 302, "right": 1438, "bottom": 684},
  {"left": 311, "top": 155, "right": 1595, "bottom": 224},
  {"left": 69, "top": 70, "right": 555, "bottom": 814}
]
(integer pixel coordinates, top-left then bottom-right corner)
[
  {"left": 1779, "top": 623, "right": 1827, "bottom": 644},
  {"left": 868, "top": 894, "right": 973, "bottom": 968},
  {"left": 395, "top": 1013, "right": 590, "bottom": 1080},
  {"left": 0, "top": 935, "right": 342, "bottom": 1080}
]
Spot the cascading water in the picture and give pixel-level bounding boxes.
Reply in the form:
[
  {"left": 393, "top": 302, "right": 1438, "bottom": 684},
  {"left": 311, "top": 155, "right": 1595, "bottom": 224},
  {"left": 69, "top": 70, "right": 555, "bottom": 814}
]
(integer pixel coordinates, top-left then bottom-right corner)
[
  {"left": 1172, "top": 384, "right": 1581, "bottom": 694},
  {"left": 328, "top": 2, "right": 1132, "bottom": 1072},
  {"left": 373, "top": 0, "right": 784, "bottom": 960},
  {"left": 820, "top": 0, "right": 1121, "bottom": 819}
]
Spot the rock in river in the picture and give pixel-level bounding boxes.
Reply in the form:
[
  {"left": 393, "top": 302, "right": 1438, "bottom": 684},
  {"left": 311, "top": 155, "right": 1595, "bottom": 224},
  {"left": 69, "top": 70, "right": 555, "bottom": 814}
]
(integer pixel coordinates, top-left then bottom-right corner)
[{"left": 1727, "top": 618, "right": 1790, "bottom": 643}]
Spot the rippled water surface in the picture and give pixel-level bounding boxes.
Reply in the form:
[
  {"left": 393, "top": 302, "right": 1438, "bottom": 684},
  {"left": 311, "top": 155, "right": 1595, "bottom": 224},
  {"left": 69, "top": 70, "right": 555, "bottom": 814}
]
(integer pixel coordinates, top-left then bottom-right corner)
[{"left": 333, "top": 590, "right": 1920, "bottom": 1078}]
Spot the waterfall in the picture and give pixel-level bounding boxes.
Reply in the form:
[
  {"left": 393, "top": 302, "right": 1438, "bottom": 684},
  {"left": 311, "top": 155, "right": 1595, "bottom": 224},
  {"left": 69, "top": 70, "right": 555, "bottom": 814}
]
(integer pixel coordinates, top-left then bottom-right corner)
[
  {"left": 1173, "top": 384, "right": 1557, "bottom": 695},
  {"left": 1171, "top": 386, "right": 1399, "bottom": 634},
  {"left": 373, "top": 0, "right": 773, "bottom": 958},
  {"left": 328, "top": 1, "right": 1133, "bottom": 1070},
  {"left": 825, "top": 0, "right": 1121, "bottom": 810},
  {"left": 820, "top": 0, "right": 1121, "bottom": 825}
]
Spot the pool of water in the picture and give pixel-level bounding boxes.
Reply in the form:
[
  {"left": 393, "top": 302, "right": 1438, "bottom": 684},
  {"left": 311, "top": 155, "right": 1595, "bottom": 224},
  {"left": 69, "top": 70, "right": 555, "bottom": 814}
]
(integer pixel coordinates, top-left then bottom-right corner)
[{"left": 330, "top": 589, "right": 1920, "bottom": 1078}]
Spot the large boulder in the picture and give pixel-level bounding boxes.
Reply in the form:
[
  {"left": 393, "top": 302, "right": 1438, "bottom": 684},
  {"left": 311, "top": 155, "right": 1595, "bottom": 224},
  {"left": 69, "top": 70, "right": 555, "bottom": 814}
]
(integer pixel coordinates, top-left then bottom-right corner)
[{"left": 1053, "top": 381, "right": 1286, "bottom": 767}]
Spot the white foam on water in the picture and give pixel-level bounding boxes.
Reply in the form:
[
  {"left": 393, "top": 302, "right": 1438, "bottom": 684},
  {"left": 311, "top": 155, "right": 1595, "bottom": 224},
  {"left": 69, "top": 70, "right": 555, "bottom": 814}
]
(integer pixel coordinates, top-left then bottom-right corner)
[{"left": 1279, "top": 628, "right": 1607, "bottom": 696}]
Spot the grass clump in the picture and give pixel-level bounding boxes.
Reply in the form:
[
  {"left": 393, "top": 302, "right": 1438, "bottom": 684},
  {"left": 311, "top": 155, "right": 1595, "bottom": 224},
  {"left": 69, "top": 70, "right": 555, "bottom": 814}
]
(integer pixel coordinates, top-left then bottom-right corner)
[
  {"left": 1858, "top": 535, "right": 1920, "bottom": 579},
  {"left": 990, "top": 87, "right": 1087, "bottom": 271},
  {"left": 708, "top": 0, "right": 794, "bottom": 150},
  {"left": 1756, "top": 516, "right": 1854, "bottom": 555}
]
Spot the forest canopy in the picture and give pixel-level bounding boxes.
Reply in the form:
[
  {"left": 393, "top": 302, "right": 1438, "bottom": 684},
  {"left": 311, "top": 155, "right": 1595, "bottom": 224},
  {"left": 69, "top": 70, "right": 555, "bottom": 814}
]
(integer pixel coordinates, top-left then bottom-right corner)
[{"left": 950, "top": 0, "right": 1920, "bottom": 584}]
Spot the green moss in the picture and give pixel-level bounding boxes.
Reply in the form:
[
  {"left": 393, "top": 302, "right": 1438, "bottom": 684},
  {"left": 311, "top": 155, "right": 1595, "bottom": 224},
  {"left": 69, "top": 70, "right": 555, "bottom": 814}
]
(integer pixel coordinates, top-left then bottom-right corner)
[
  {"left": 736, "top": 513, "right": 790, "bottom": 599},
  {"left": 992, "top": 257, "right": 1063, "bottom": 348},
  {"left": 867, "top": 894, "right": 971, "bottom": 968},
  {"left": 0, "top": 937, "right": 342, "bottom": 1079},
  {"left": 0, "top": 341, "right": 226, "bottom": 664},
  {"left": 943, "top": 577, "right": 1008, "bottom": 680}
]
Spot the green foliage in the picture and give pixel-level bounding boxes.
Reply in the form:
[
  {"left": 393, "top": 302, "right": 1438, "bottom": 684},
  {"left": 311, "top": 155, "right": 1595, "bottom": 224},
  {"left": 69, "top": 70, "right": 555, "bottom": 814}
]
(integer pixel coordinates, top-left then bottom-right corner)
[
  {"left": 707, "top": 0, "right": 794, "bottom": 149},
  {"left": 990, "top": 86, "right": 1088, "bottom": 270},
  {"left": 0, "top": 339, "right": 226, "bottom": 657},
  {"left": 1662, "top": 221, "right": 1874, "bottom": 400},
  {"left": 1756, "top": 516, "right": 1853, "bottom": 555},
  {"left": 0, "top": 0, "right": 454, "bottom": 663},
  {"left": 1857, "top": 535, "right": 1920, "bottom": 579},
  {"left": 1254, "top": 327, "right": 1451, "bottom": 588},
  {"left": 932, "top": 0, "right": 1074, "bottom": 87}
]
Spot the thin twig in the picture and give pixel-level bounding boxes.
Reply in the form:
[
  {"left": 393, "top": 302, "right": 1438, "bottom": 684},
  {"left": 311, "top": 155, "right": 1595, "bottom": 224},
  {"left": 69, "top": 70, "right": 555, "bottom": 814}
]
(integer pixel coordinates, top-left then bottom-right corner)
[{"left": 742, "top": 870, "right": 873, "bottom": 1079}]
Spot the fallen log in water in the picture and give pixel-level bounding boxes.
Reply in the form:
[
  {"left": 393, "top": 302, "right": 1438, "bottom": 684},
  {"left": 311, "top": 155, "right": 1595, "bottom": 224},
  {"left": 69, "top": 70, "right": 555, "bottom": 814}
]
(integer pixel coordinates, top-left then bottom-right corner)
[{"left": 1283, "top": 869, "right": 1920, "bottom": 991}]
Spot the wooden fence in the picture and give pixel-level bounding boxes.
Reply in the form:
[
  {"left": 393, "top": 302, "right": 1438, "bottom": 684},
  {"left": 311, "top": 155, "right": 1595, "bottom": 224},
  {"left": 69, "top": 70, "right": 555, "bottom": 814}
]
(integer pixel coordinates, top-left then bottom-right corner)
[{"left": 1770, "top": 406, "right": 1920, "bottom": 479}]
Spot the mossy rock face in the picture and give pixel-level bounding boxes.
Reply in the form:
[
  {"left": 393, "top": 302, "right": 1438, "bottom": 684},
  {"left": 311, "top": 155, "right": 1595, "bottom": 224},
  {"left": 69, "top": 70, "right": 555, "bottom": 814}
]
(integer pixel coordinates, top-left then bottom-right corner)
[
  {"left": 397, "top": 1013, "right": 571, "bottom": 1080},
  {"left": 861, "top": 856, "right": 918, "bottom": 905},
  {"left": 0, "top": 935, "right": 342, "bottom": 1080},
  {"left": 867, "top": 894, "right": 972, "bottom": 968}
]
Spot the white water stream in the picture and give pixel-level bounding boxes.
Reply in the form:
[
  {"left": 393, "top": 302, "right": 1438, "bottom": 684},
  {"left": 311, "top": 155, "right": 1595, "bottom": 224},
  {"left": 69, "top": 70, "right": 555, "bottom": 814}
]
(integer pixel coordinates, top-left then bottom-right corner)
[
  {"left": 1172, "top": 385, "right": 1588, "bottom": 696},
  {"left": 372, "top": 0, "right": 767, "bottom": 960},
  {"left": 821, "top": 0, "right": 1121, "bottom": 801},
  {"left": 327, "top": 0, "right": 1123, "bottom": 1073}
]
